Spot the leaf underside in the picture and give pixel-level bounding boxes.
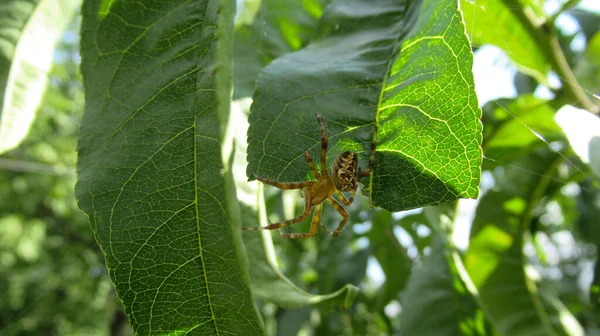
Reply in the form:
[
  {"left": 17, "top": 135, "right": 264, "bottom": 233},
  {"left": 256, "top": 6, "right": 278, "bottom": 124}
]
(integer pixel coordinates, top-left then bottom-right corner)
[{"left": 246, "top": 0, "right": 482, "bottom": 213}]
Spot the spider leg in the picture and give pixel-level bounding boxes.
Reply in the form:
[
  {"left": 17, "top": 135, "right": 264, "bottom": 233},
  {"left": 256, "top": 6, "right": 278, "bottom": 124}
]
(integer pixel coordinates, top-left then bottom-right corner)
[
  {"left": 304, "top": 151, "right": 321, "bottom": 179},
  {"left": 326, "top": 197, "right": 348, "bottom": 238},
  {"left": 358, "top": 121, "right": 377, "bottom": 178},
  {"left": 335, "top": 189, "right": 356, "bottom": 207},
  {"left": 315, "top": 114, "right": 329, "bottom": 177},
  {"left": 242, "top": 193, "right": 312, "bottom": 231},
  {"left": 280, "top": 203, "right": 322, "bottom": 239},
  {"left": 254, "top": 174, "right": 314, "bottom": 190}
]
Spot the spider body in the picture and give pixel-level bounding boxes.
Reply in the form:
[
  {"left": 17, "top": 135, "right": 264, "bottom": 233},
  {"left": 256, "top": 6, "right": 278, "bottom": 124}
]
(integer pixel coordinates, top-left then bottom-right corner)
[
  {"left": 243, "top": 114, "right": 376, "bottom": 238},
  {"left": 332, "top": 151, "right": 359, "bottom": 192}
]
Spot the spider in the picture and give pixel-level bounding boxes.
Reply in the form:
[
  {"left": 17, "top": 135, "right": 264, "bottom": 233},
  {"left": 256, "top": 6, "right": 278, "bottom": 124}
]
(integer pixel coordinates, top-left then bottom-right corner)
[{"left": 243, "top": 114, "right": 376, "bottom": 238}]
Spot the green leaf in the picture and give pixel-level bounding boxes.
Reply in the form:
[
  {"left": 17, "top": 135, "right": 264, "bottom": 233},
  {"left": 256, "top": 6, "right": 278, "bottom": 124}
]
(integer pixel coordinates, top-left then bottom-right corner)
[
  {"left": 231, "top": 100, "right": 359, "bottom": 310},
  {"left": 576, "top": 181, "right": 600, "bottom": 322},
  {"left": 76, "top": 1, "right": 264, "bottom": 334},
  {"left": 399, "top": 236, "right": 486, "bottom": 336},
  {"left": 241, "top": 187, "right": 358, "bottom": 309},
  {"left": 247, "top": 0, "right": 482, "bottom": 213},
  {"left": 465, "top": 149, "right": 580, "bottom": 336},
  {"left": 0, "top": 0, "right": 80, "bottom": 154},
  {"left": 481, "top": 95, "right": 564, "bottom": 166},
  {"left": 460, "top": 0, "right": 551, "bottom": 84},
  {"left": 574, "top": 31, "right": 600, "bottom": 95},
  {"left": 243, "top": 229, "right": 359, "bottom": 309},
  {"left": 368, "top": 210, "right": 411, "bottom": 310},
  {"left": 233, "top": 0, "right": 329, "bottom": 99}
]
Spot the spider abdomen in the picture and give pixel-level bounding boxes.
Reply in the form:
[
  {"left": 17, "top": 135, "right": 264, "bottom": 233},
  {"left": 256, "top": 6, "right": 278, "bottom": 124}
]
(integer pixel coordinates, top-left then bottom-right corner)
[{"left": 331, "top": 151, "right": 359, "bottom": 191}]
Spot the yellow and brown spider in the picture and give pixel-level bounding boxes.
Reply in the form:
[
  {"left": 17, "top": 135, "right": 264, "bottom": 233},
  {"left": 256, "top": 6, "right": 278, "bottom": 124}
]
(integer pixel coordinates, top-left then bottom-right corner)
[{"left": 243, "top": 114, "right": 376, "bottom": 238}]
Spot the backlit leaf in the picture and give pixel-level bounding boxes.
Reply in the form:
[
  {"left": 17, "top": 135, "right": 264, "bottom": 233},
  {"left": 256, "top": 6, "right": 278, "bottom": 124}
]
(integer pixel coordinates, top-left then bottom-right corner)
[
  {"left": 461, "top": 0, "right": 551, "bottom": 83},
  {"left": 0, "top": 0, "right": 80, "bottom": 154},
  {"left": 247, "top": 0, "right": 482, "bottom": 213}
]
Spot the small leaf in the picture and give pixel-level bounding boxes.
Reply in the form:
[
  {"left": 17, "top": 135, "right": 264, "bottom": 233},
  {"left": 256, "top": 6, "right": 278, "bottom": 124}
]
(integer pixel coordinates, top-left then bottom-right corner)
[
  {"left": 0, "top": 0, "right": 80, "bottom": 154},
  {"left": 247, "top": 0, "right": 482, "bottom": 213},
  {"left": 77, "top": 0, "right": 264, "bottom": 334}
]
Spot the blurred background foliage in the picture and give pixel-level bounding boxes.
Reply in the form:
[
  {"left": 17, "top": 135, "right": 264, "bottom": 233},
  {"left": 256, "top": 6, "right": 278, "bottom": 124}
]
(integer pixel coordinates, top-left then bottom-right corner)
[
  {"left": 1, "top": 0, "right": 600, "bottom": 335},
  {"left": 0, "top": 16, "right": 131, "bottom": 336}
]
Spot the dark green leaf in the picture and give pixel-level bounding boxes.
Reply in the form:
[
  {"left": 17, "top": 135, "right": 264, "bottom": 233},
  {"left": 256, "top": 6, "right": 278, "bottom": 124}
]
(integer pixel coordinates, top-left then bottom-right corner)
[
  {"left": 368, "top": 210, "right": 411, "bottom": 310},
  {"left": 77, "top": 0, "right": 264, "bottom": 334},
  {"left": 247, "top": 0, "right": 481, "bottom": 213},
  {"left": 0, "top": 0, "right": 80, "bottom": 153},
  {"left": 576, "top": 180, "right": 600, "bottom": 321},
  {"left": 242, "top": 196, "right": 358, "bottom": 309},
  {"left": 399, "top": 236, "right": 486, "bottom": 336}
]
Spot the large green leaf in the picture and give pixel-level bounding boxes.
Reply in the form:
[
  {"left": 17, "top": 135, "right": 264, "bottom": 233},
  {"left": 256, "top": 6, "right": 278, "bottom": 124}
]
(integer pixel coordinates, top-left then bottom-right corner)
[
  {"left": 465, "top": 149, "right": 580, "bottom": 336},
  {"left": 460, "top": 0, "right": 551, "bottom": 83},
  {"left": 247, "top": 0, "right": 481, "bottom": 213},
  {"left": 77, "top": 1, "right": 264, "bottom": 334},
  {"left": 0, "top": 0, "right": 80, "bottom": 154}
]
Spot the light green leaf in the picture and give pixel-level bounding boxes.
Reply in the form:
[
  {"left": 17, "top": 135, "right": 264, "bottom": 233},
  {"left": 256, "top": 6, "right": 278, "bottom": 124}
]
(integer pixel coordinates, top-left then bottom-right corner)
[
  {"left": 460, "top": 0, "right": 551, "bottom": 83},
  {"left": 77, "top": 1, "right": 264, "bottom": 334},
  {"left": 247, "top": 0, "right": 482, "bottom": 213},
  {"left": 0, "top": 0, "right": 80, "bottom": 154}
]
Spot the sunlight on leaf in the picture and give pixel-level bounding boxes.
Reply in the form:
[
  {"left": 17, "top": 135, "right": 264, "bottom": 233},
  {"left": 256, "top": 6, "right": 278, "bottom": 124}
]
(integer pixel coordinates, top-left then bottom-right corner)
[
  {"left": 0, "top": 0, "right": 80, "bottom": 154},
  {"left": 247, "top": 0, "right": 482, "bottom": 213}
]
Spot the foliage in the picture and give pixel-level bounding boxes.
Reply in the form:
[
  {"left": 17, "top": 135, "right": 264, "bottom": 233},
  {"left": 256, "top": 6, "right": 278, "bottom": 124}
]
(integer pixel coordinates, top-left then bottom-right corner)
[
  {"left": 0, "top": 17, "right": 129, "bottom": 335},
  {"left": 1, "top": 0, "right": 600, "bottom": 335}
]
